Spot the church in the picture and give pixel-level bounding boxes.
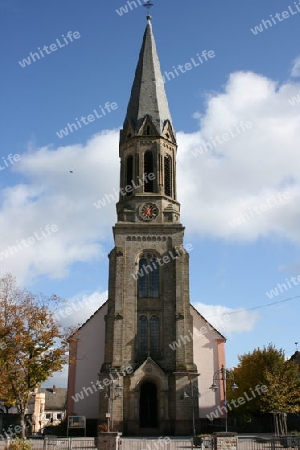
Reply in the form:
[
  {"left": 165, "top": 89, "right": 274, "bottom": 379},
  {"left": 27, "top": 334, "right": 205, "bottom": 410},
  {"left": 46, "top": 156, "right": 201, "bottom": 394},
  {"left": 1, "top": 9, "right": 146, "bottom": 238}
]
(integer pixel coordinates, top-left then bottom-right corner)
[{"left": 67, "top": 14, "right": 226, "bottom": 436}]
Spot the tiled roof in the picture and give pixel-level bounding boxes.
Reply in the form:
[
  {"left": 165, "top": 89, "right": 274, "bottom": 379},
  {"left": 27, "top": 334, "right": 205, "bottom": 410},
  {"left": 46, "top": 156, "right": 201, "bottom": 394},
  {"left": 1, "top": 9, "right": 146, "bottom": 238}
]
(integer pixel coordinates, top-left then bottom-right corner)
[
  {"left": 40, "top": 388, "right": 67, "bottom": 411},
  {"left": 123, "top": 20, "right": 172, "bottom": 134}
]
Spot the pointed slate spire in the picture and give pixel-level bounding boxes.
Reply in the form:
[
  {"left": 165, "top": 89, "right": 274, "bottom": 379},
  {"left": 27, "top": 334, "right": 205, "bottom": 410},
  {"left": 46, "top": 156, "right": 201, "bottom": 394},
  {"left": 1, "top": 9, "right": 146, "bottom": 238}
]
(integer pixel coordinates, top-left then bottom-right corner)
[{"left": 123, "top": 18, "right": 173, "bottom": 136}]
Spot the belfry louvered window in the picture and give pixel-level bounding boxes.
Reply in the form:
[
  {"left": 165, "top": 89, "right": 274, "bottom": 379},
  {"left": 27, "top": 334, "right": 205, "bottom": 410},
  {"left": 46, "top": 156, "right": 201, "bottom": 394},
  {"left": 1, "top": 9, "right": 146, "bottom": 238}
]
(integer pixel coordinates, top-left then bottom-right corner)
[
  {"left": 126, "top": 155, "right": 133, "bottom": 196},
  {"left": 144, "top": 151, "right": 154, "bottom": 192},
  {"left": 137, "top": 254, "right": 159, "bottom": 298},
  {"left": 164, "top": 155, "right": 172, "bottom": 197}
]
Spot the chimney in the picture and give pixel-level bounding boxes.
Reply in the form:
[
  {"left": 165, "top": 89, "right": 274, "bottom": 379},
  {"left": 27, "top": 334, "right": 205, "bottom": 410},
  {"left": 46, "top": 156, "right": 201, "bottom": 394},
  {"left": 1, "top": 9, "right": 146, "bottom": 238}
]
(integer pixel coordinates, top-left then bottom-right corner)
[{"left": 53, "top": 385, "right": 56, "bottom": 394}]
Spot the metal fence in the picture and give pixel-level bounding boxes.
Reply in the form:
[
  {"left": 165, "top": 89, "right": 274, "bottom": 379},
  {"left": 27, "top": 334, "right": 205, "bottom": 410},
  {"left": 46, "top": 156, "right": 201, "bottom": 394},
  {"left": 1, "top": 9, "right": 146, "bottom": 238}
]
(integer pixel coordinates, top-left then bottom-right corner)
[
  {"left": 0, "top": 437, "right": 98, "bottom": 450},
  {"left": 44, "top": 437, "right": 97, "bottom": 450},
  {"left": 237, "top": 436, "right": 300, "bottom": 450},
  {"left": 1, "top": 435, "right": 300, "bottom": 450},
  {"left": 120, "top": 438, "right": 193, "bottom": 450}
]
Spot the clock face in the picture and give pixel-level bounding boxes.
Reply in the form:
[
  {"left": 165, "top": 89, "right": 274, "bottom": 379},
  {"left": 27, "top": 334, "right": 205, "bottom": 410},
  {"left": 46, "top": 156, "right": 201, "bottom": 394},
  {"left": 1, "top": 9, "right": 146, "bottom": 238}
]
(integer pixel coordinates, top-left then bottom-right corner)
[{"left": 139, "top": 203, "right": 159, "bottom": 221}]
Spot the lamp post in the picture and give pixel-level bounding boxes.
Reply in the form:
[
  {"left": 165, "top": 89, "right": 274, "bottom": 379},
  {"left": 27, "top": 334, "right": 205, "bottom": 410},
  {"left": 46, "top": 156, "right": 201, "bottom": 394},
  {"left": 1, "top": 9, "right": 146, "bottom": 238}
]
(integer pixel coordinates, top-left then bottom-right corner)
[
  {"left": 181, "top": 373, "right": 201, "bottom": 436},
  {"left": 209, "top": 365, "right": 238, "bottom": 432},
  {"left": 98, "top": 367, "right": 123, "bottom": 432}
]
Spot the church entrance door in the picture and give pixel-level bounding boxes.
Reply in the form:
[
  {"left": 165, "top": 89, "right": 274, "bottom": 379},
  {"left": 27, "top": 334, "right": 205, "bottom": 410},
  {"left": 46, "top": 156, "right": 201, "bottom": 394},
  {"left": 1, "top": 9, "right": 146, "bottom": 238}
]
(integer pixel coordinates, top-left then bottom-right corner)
[{"left": 139, "top": 382, "right": 158, "bottom": 428}]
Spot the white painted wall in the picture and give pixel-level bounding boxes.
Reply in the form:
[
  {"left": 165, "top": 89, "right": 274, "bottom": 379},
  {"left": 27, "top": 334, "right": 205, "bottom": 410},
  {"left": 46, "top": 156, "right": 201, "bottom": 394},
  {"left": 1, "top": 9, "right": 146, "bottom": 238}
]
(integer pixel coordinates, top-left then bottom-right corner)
[{"left": 72, "top": 304, "right": 107, "bottom": 419}]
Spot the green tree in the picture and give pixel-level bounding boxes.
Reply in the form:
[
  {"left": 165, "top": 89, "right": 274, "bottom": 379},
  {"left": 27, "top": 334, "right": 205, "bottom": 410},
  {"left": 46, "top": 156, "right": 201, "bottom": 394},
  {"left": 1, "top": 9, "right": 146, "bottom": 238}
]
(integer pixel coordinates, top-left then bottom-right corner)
[
  {"left": 0, "top": 274, "right": 68, "bottom": 438},
  {"left": 262, "top": 359, "right": 300, "bottom": 435},
  {"left": 228, "top": 344, "right": 300, "bottom": 433}
]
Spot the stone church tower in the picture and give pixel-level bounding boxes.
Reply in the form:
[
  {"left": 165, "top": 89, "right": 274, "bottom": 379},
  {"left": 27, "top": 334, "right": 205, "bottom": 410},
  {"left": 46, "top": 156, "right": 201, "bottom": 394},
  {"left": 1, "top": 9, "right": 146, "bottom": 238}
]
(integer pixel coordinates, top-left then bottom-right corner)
[
  {"left": 98, "top": 16, "right": 199, "bottom": 435},
  {"left": 67, "top": 14, "right": 226, "bottom": 438}
]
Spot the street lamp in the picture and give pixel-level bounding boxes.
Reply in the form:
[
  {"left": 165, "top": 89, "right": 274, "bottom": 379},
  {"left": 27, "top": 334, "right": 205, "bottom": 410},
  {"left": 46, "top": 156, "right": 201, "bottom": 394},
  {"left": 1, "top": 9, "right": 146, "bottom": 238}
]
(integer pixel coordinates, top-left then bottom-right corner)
[
  {"left": 98, "top": 367, "right": 123, "bottom": 432},
  {"left": 181, "top": 373, "right": 201, "bottom": 436},
  {"left": 209, "top": 365, "right": 238, "bottom": 432}
]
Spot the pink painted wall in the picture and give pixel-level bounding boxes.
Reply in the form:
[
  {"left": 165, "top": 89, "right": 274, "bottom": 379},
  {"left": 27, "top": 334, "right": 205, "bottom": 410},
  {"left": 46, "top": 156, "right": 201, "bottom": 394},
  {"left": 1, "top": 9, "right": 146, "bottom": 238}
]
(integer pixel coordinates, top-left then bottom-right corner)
[{"left": 191, "top": 306, "right": 226, "bottom": 418}]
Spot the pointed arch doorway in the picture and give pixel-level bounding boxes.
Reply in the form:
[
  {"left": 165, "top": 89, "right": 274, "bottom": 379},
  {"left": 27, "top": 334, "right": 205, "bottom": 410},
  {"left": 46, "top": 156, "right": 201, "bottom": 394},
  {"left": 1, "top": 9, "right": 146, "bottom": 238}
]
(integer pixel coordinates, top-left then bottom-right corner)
[{"left": 139, "top": 381, "right": 158, "bottom": 428}]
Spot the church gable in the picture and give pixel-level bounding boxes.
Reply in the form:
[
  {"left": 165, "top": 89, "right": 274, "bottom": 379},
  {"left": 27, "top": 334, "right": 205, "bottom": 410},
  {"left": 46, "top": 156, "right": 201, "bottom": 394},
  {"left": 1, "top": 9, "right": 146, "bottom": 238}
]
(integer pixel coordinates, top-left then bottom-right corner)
[
  {"left": 120, "top": 120, "right": 135, "bottom": 143},
  {"left": 190, "top": 303, "right": 226, "bottom": 340},
  {"left": 129, "top": 357, "right": 168, "bottom": 390},
  {"left": 162, "top": 120, "right": 176, "bottom": 144},
  {"left": 137, "top": 115, "right": 161, "bottom": 137}
]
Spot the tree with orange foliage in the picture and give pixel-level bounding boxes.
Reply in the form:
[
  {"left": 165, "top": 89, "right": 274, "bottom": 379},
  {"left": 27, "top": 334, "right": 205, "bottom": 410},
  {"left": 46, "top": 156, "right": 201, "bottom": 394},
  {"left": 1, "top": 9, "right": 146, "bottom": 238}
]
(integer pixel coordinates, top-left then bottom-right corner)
[{"left": 0, "top": 274, "right": 68, "bottom": 438}]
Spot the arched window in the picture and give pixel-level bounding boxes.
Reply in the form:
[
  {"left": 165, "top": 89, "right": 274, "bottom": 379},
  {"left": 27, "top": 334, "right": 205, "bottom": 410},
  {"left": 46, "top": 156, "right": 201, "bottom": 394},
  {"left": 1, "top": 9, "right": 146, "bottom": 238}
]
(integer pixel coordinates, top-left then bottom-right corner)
[
  {"left": 144, "top": 151, "right": 154, "bottom": 192},
  {"left": 137, "top": 254, "right": 159, "bottom": 298},
  {"left": 150, "top": 261, "right": 159, "bottom": 297},
  {"left": 138, "top": 316, "right": 148, "bottom": 355},
  {"left": 126, "top": 155, "right": 133, "bottom": 196},
  {"left": 138, "top": 258, "right": 148, "bottom": 298},
  {"left": 150, "top": 316, "right": 160, "bottom": 355},
  {"left": 164, "top": 155, "right": 172, "bottom": 197}
]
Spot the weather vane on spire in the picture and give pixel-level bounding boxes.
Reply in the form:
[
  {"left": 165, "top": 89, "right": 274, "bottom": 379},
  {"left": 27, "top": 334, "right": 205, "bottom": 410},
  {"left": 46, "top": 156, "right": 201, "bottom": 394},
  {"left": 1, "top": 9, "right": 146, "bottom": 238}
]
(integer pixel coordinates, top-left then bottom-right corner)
[{"left": 144, "top": 0, "right": 154, "bottom": 20}]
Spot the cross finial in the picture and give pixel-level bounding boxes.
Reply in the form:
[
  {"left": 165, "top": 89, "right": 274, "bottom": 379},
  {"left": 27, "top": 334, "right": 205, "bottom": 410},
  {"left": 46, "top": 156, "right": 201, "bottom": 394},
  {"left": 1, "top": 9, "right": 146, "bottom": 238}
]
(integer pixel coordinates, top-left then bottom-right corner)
[{"left": 144, "top": 0, "right": 154, "bottom": 20}]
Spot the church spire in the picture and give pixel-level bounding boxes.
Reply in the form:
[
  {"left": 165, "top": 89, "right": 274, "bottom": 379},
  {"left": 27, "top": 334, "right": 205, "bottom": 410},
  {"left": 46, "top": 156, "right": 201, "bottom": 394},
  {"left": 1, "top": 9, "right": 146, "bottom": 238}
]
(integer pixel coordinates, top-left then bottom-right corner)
[
  {"left": 117, "top": 16, "right": 179, "bottom": 225},
  {"left": 143, "top": 0, "right": 154, "bottom": 20},
  {"left": 121, "top": 19, "right": 173, "bottom": 140}
]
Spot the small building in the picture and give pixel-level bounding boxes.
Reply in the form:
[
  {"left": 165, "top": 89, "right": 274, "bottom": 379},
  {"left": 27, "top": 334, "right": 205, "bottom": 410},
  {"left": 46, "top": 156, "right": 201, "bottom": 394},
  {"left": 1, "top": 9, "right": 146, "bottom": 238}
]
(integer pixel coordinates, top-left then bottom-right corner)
[
  {"left": 0, "top": 386, "right": 67, "bottom": 435},
  {"left": 27, "top": 386, "right": 67, "bottom": 433}
]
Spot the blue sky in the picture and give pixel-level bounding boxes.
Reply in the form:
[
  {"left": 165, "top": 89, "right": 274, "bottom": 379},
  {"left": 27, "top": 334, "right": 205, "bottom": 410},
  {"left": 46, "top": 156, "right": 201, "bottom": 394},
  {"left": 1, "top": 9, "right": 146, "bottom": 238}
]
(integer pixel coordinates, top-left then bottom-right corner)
[{"left": 1, "top": 0, "right": 300, "bottom": 386}]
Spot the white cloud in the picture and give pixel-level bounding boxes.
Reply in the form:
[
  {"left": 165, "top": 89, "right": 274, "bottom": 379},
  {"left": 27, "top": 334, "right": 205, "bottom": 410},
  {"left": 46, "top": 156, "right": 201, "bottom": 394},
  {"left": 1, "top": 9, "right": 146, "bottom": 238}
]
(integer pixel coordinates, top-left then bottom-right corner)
[
  {"left": 0, "top": 131, "right": 119, "bottom": 284},
  {"left": 2, "top": 70, "right": 300, "bottom": 283},
  {"left": 54, "top": 290, "right": 108, "bottom": 327},
  {"left": 193, "top": 302, "right": 260, "bottom": 335},
  {"left": 291, "top": 56, "right": 300, "bottom": 77},
  {"left": 177, "top": 71, "right": 300, "bottom": 242}
]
